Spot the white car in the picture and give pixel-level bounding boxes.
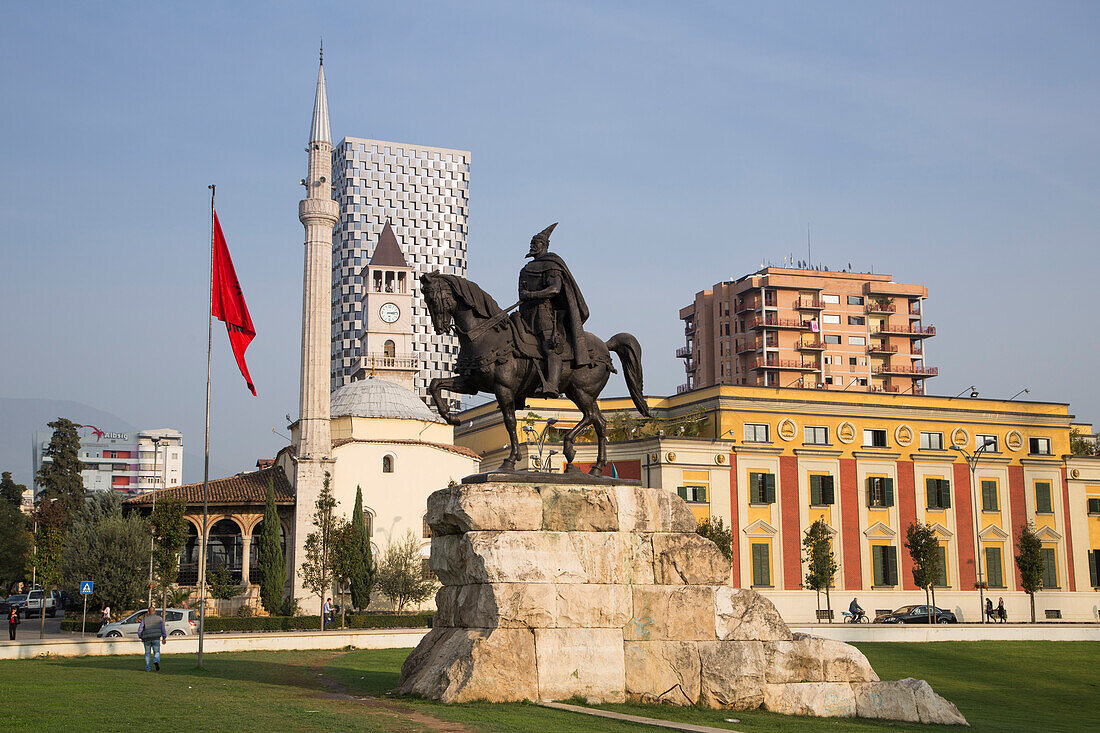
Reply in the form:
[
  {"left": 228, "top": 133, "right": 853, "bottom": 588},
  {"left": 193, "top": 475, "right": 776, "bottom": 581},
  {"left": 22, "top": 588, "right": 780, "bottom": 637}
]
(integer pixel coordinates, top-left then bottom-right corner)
[
  {"left": 22, "top": 589, "right": 61, "bottom": 618},
  {"left": 97, "top": 608, "right": 198, "bottom": 638}
]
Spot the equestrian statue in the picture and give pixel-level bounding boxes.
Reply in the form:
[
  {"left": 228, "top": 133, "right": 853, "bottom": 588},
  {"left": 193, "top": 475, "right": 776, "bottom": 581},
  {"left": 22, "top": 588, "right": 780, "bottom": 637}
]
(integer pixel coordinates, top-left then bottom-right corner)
[{"left": 421, "top": 223, "right": 649, "bottom": 476}]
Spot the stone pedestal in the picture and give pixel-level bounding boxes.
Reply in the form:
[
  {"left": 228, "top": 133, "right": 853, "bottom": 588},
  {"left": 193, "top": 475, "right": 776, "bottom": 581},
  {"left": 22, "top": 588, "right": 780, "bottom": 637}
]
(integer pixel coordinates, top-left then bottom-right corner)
[{"left": 397, "top": 481, "right": 967, "bottom": 726}]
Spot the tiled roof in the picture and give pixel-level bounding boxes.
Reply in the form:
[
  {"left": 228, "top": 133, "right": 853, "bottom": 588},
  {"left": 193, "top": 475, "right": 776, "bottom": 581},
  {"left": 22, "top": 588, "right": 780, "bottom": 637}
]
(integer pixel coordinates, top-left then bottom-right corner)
[
  {"left": 331, "top": 437, "right": 481, "bottom": 460},
  {"left": 125, "top": 466, "right": 294, "bottom": 507}
]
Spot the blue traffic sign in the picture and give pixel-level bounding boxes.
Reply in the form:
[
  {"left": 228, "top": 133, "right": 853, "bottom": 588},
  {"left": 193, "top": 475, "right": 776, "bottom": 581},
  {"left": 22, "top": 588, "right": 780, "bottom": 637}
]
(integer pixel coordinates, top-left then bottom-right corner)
[{"left": 79, "top": 581, "right": 93, "bottom": 595}]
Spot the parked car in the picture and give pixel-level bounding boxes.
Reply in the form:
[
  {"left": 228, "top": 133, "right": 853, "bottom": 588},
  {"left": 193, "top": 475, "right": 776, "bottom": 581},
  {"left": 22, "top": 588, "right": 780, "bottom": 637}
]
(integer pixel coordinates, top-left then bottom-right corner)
[
  {"left": 875, "top": 605, "right": 957, "bottom": 624},
  {"left": 97, "top": 608, "right": 198, "bottom": 638},
  {"left": 5, "top": 594, "right": 28, "bottom": 616},
  {"left": 22, "top": 590, "right": 61, "bottom": 618}
]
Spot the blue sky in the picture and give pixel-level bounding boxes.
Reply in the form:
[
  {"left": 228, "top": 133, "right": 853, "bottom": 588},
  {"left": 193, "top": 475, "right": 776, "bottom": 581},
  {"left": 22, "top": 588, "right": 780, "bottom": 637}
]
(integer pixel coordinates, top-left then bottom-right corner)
[{"left": 2, "top": 2, "right": 1098, "bottom": 482}]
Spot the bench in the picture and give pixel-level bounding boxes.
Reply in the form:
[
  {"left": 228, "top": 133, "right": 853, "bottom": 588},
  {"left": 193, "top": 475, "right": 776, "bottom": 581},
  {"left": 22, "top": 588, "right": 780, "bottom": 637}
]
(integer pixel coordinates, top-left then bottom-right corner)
[
  {"left": 1045, "top": 609, "right": 1062, "bottom": 620},
  {"left": 815, "top": 609, "right": 834, "bottom": 621}
]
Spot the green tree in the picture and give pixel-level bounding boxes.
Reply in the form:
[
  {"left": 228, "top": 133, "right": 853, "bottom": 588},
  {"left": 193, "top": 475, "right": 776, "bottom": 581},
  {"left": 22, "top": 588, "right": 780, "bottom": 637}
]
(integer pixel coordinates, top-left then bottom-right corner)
[
  {"left": 348, "top": 486, "right": 375, "bottom": 611},
  {"left": 905, "top": 522, "right": 942, "bottom": 624},
  {"left": 1, "top": 471, "right": 28, "bottom": 507},
  {"left": 1070, "top": 428, "right": 1096, "bottom": 456},
  {"left": 257, "top": 477, "right": 287, "bottom": 615},
  {"left": 299, "top": 472, "right": 338, "bottom": 629},
  {"left": 205, "top": 565, "right": 241, "bottom": 600},
  {"left": 32, "top": 499, "right": 67, "bottom": 638},
  {"left": 62, "top": 493, "right": 148, "bottom": 613},
  {"left": 34, "top": 418, "right": 84, "bottom": 517},
  {"left": 802, "top": 519, "right": 838, "bottom": 622},
  {"left": 0, "top": 500, "right": 32, "bottom": 594},
  {"left": 696, "top": 517, "right": 733, "bottom": 562},
  {"left": 329, "top": 519, "right": 356, "bottom": 628},
  {"left": 1015, "top": 522, "right": 1044, "bottom": 623},
  {"left": 376, "top": 531, "right": 435, "bottom": 613},
  {"left": 150, "top": 496, "right": 188, "bottom": 612}
]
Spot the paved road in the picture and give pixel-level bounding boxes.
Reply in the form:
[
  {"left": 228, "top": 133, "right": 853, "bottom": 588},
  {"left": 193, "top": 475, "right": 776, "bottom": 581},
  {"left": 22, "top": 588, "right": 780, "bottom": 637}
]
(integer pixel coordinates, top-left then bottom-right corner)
[{"left": 3, "top": 613, "right": 71, "bottom": 642}]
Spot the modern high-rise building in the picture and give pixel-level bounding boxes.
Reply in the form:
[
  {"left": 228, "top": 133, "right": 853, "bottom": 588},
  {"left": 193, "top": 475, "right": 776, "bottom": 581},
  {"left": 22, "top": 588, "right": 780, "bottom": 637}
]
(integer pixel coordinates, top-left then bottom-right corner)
[
  {"left": 678, "top": 267, "right": 935, "bottom": 395},
  {"left": 330, "top": 137, "right": 470, "bottom": 407},
  {"left": 33, "top": 426, "right": 183, "bottom": 495}
]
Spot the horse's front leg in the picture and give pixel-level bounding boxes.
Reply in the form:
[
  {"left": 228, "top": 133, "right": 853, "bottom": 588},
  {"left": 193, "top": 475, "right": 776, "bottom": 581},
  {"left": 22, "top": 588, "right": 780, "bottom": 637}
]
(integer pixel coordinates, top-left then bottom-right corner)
[
  {"left": 428, "top": 376, "right": 466, "bottom": 426},
  {"left": 495, "top": 386, "right": 521, "bottom": 471}
]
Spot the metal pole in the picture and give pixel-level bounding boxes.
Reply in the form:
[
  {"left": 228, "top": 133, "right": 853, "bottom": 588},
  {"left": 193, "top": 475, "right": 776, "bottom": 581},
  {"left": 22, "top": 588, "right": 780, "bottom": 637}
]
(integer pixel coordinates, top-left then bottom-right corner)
[
  {"left": 148, "top": 437, "right": 160, "bottom": 608},
  {"left": 198, "top": 184, "right": 215, "bottom": 668},
  {"left": 82, "top": 594, "right": 87, "bottom": 637},
  {"left": 971, "top": 456, "right": 986, "bottom": 623}
]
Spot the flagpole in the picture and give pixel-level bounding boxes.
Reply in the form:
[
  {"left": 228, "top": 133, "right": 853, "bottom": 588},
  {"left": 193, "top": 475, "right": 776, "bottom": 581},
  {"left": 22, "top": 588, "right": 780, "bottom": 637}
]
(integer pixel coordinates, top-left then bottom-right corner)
[{"left": 198, "top": 184, "right": 215, "bottom": 668}]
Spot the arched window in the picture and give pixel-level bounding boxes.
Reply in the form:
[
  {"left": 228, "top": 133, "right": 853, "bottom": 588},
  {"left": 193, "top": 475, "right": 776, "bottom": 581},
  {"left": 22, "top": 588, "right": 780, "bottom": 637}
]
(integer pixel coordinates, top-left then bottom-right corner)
[
  {"left": 177, "top": 523, "right": 200, "bottom": 585},
  {"left": 207, "top": 518, "right": 244, "bottom": 582},
  {"left": 249, "top": 520, "right": 287, "bottom": 586},
  {"left": 383, "top": 340, "right": 396, "bottom": 358},
  {"left": 382, "top": 454, "right": 394, "bottom": 473}
]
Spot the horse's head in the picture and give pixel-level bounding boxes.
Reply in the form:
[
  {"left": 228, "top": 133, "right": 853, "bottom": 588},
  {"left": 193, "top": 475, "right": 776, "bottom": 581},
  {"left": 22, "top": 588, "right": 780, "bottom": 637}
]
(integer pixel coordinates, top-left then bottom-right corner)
[{"left": 420, "top": 271, "right": 455, "bottom": 335}]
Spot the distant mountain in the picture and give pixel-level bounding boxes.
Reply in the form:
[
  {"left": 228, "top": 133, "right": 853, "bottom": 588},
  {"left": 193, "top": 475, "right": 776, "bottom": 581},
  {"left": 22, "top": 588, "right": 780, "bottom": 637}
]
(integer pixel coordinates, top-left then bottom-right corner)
[{"left": 0, "top": 397, "right": 136, "bottom": 487}]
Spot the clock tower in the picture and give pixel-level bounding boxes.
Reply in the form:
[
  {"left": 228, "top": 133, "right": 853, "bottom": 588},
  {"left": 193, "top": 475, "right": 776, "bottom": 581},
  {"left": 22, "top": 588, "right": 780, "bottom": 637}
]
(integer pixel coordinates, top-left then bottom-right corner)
[{"left": 355, "top": 222, "right": 419, "bottom": 390}]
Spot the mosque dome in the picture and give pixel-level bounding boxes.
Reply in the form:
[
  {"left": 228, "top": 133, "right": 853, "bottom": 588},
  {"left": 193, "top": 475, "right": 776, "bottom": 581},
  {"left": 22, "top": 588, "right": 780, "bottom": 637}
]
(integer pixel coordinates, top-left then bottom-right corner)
[{"left": 330, "top": 377, "right": 443, "bottom": 423}]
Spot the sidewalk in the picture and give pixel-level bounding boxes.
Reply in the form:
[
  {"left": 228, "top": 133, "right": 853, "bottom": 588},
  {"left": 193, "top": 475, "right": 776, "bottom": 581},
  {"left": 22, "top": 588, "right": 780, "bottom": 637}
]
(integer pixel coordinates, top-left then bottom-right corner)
[{"left": 789, "top": 622, "right": 1100, "bottom": 642}]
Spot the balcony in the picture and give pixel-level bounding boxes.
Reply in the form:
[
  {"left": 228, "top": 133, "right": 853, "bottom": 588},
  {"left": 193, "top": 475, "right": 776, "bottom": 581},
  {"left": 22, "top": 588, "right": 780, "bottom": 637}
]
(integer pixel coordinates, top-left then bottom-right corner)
[
  {"left": 684, "top": 323, "right": 695, "bottom": 335},
  {"left": 798, "top": 340, "right": 826, "bottom": 351},
  {"left": 867, "top": 343, "right": 898, "bottom": 354},
  {"left": 872, "top": 364, "right": 939, "bottom": 378},
  {"left": 736, "top": 299, "right": 759, "bottom": 314},
  {"left": 676, "top": 383, "right": 693, "bottom": 394},
  {"left": 871, "top": 323, "right": 936, "bottom": 338},
  {"left": 736, "top": 338, "right": 763, "bottom": 353},
  {"left": 795, "top": 298, "right": 824, "bottom": 310},
  {"left": 748, "top": 358, "right": 819, "bottom": 372},
  {"left": 747, "top": 315, "right": 812, "bottom": 331},
  {"left": 869, "top": 385, "right": 901, "bottom": 393},
  {"left": 358, "top": 353, "right": 418, "bottom": 371},
  {"left": 675, "top": 345, "right": 691, "bottom": 358},
  {"left": 866, "top": 301, "right": 896, "bottom": 314}
]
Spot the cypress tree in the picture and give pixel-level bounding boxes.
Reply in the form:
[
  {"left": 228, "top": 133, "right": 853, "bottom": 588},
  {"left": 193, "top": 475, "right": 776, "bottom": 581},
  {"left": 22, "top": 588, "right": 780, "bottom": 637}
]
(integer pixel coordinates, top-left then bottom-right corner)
[
  {"left": 349, "top": 485, "right": 375, "bottom": 611},
  {"left": 35, "top": 418, "right": 84, "bottom": 518},
  {"left": 258, "top": 475, "right": 286, "bottom": 615}
]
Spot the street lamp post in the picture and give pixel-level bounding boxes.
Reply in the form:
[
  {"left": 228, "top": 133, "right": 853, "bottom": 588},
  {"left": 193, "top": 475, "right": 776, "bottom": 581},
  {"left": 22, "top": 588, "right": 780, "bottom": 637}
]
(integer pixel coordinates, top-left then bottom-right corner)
[
  {"left": 147, "top": 436, "right": 164, "bottom": 608},
  {"left": 951, "top": 439, "right": 994, "bottom": 623}
]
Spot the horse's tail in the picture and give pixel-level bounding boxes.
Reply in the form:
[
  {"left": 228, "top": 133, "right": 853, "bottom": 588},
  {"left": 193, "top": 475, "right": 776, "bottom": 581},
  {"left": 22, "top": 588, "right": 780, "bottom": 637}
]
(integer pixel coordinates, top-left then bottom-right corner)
[{"left": 606, "top": 333, "right": 650, "bottom": 418}]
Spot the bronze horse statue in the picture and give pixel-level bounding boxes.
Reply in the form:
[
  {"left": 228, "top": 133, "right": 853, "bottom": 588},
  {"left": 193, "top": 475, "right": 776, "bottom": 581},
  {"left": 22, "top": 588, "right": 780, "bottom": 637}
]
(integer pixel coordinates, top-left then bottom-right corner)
[{"left": 420, "top": 271, "right": 649, "bottom": 476}]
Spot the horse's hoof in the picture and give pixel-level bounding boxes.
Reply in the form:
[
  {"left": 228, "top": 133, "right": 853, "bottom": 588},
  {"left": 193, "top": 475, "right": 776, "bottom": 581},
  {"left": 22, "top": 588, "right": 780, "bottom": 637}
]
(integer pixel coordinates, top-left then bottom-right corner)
[
  {"left": 563, "top": 464, "right": 585, "bottom": 475},
  {"left": 499, "top": 460, "right": 516, "bottom": 472},
  {"left": 587, "top": 467, "right": 604, "bottom": 477}
]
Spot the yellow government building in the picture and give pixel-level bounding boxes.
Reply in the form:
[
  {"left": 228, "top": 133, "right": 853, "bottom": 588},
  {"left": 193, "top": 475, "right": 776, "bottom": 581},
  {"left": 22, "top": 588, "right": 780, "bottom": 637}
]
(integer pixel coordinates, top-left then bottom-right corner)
[{"left": 455, "top": 385, "right": 1100, "bottom": 623}]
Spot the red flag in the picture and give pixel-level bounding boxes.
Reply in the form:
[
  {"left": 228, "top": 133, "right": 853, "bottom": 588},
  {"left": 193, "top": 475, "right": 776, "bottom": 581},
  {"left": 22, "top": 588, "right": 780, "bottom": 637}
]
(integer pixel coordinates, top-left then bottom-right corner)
[{"left": 211, "top": 210, "right": 257, "bottom": 395}]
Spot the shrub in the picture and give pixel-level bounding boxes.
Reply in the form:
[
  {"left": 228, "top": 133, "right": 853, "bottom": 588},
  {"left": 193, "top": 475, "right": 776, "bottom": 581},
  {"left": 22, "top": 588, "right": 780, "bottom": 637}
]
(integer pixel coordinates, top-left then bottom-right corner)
[{"left": 201, "top": 613, "right": 432, "bottom": 633}]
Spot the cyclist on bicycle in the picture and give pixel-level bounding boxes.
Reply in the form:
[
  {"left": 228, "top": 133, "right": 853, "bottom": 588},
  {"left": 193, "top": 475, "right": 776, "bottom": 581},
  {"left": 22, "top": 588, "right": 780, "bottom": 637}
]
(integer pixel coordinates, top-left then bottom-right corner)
[{"left": 849, "top": 597, "right": 865, "bottom": 623}]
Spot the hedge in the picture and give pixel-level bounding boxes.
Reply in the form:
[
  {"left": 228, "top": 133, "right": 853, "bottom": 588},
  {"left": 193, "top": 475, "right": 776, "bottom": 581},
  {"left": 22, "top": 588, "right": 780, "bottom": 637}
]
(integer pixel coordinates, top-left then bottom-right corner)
[
  {"left": 204, "top": 613, "right": 433, "bottom": 632},
  {"left": 62, "top": 613, "right": 432, "bottom": 634}
]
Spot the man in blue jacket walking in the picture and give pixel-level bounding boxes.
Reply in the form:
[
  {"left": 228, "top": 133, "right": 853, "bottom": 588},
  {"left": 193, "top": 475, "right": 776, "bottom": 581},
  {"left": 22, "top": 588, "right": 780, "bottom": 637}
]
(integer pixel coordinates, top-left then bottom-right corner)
[{"left": 138, "top": 605, "right": 167, "bottom": 672}]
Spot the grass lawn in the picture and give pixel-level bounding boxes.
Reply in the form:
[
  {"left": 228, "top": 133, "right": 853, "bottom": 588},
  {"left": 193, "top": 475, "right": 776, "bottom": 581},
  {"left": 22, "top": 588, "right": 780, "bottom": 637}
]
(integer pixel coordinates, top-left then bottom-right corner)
[{"left": 1, "top": 642, "right": 1097, "bottom": 731}]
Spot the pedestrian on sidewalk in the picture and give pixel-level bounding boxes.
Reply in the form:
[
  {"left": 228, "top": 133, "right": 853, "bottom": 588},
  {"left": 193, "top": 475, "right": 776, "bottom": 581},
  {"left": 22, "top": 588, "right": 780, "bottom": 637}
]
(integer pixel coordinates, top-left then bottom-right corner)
[
  {"left": 137, "top": 606, "right": 166, "bottom": 672},
  {"left": 323, "top": 598, "right": 333, "bottom": 630},
  {"left": 8, "top": 606, "right": 18, "bottom": 640},
  {"left": 101, "top": 605, "right": 111, "bottom": 625}
]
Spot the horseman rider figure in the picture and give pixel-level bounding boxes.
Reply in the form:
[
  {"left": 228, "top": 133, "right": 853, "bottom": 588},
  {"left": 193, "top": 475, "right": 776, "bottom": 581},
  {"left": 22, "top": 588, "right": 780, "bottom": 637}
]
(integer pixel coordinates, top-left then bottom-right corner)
[{"left": 518, "top": 223, "right": 590, "bottom": 398}]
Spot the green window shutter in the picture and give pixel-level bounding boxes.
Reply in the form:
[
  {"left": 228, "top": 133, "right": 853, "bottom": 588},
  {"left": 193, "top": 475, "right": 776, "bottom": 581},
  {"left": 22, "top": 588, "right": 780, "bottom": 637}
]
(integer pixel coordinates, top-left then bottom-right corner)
[
  {"left": 1036, "top": 483, "right": 1052, "bottom": 513},
  {"left": 981, "top": 481, "right": 997, "bottom": 511},
  {"left": 749, "top": 473, "right": 760, "bottom": 503},
  {"left": 699, "top": 486, "right": 708, "bottom": 503},
  {"left": 1040, "top": 547, "right": 1057, "bottom": 588},
  {"left": 986, "top": 547, "right": 1003, "bottom": 588},
  {"left": 942, "top": 480, "right": 951, "bottom": 509},
  {"left": 884, "top": 478, "right": 895, "bottom": 507},
  {"left": 926, "top": 478, "right": 935, "bottom": 509},
  {"left": 867, "top": 477, "right": 876, "bottom": 507},
  {"left": 885, "top": 546, "right": 898, "bottom": 586},
  {"left": 933, "top": 545, "right": 948, "bottom": 587},
  {"left": 810, "top": 475, "right": 821, "bottom": 505},
  {"left": 872, "top": 545, "right": 884, "bottom": 586},
  {"left": 677, "top": 486, "right": 688, "bottom": 500},
  {"left": 765, "top": 474, "right": 776, "bottom": 504},
  {"left": 751, "top": 543, "right": 770, "bottom": 586},
  {"left": 1089, "top": 550, "right": 1099, "bottom": 588},
  {"left": 822, "top": 475, "right": 835, "bottom": 505}
]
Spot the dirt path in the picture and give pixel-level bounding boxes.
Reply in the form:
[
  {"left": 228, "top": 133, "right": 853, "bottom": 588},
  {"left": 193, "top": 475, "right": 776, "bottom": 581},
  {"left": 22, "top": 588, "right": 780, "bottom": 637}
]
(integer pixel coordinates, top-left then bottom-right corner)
[{"left": 308, "top": 651, "right": 471, "bottom": 733}]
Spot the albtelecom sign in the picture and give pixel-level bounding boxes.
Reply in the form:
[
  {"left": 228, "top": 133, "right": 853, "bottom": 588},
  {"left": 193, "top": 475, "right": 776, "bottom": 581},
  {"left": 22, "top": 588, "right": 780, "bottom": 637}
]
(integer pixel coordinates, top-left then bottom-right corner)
[{"left": 77, "top": 424, "right": 128, "bottom": 441}]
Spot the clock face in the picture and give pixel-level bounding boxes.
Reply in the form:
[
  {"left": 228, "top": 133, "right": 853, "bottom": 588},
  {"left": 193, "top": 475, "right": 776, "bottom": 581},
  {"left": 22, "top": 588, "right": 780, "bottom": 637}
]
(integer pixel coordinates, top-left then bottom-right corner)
[{"left": 379, "top": 303, "right": 400, "bottom": 324}]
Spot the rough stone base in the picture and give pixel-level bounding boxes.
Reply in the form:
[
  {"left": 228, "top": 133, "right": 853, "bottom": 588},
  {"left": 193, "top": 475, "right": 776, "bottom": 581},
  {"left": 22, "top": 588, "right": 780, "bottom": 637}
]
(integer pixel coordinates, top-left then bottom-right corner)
[{"left": 397, "top": 482, "right": 968, "bottom": 726}]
